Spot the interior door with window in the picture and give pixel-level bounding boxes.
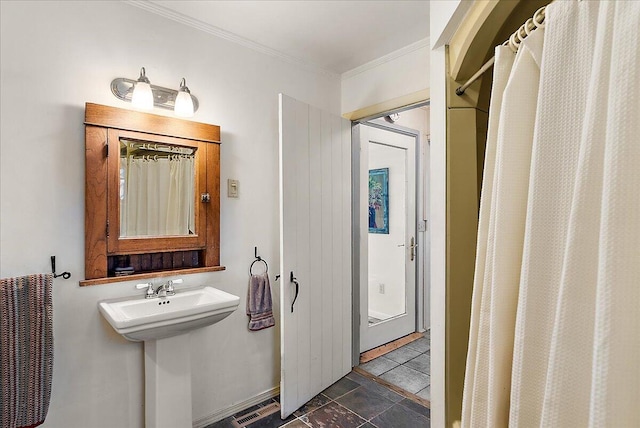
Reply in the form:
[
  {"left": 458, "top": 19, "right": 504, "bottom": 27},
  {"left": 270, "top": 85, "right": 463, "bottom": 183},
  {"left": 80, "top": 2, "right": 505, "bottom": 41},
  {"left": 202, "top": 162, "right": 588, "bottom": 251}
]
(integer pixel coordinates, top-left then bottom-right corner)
[
  {"left": 279, "top": 94, "right": 352, "bottom": 418},
  {"left": 358, "top": 124, "right": 416, "bottom": 352}
]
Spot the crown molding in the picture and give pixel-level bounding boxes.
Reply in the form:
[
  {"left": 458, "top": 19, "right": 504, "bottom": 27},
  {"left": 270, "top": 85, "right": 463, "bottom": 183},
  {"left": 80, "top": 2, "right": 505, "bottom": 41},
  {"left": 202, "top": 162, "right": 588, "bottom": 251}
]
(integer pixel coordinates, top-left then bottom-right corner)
[
  {"left": 125, "top": 0, "right": 339, "bottom": 79},
  {"left": 341, "top": 37, "right": 430, "bottom": 81}
]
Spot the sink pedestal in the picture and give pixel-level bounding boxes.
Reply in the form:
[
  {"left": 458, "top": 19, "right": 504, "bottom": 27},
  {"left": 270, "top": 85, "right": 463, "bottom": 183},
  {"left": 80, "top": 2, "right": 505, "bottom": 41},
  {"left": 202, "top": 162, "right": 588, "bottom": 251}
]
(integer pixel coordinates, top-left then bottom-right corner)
[
  {"left": 98, "top": 286, "right": 241, "bottom": 427},
  {"left": 144, "top": 334, "right": 192, "bottom": 428}
]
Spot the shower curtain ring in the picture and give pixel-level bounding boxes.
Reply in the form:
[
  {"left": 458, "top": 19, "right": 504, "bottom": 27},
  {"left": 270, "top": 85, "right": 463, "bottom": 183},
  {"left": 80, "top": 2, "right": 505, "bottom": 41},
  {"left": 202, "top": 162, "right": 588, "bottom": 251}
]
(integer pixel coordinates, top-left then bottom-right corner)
[
  {"left": 524, "top": 18, "right": 535, "bottom": 36},
  {"left": 533, "top": 6, "right": 546, "bottom": 28},
  {"left": 508, "top": 33, "right": 519, "bottom": 53},
  {"left": 513, "top": 29, "right": 522, "bottom": 45},
  {"left": 518, "top": 24, "right": 527, "bottom": 41}
]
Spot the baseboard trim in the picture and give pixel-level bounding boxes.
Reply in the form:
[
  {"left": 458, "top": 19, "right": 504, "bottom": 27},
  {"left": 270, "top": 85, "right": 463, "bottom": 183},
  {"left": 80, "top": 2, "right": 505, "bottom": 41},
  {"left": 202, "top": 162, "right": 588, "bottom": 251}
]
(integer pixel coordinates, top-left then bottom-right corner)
[{"left": 192, "top": 386, "right": 281, "bottom": 428}]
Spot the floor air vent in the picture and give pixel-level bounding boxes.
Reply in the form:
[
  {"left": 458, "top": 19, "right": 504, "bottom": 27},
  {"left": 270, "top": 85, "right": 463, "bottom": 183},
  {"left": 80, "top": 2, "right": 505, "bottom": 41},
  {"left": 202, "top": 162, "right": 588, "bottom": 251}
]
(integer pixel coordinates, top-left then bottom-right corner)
[{"left": 232, "top": 402, "right": 280, "bottom": 427}]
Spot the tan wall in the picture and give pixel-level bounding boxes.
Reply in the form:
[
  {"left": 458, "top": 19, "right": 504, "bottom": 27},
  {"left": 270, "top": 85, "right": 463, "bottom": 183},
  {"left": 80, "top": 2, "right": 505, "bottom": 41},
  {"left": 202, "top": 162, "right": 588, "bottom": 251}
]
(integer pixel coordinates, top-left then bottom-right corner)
[{"left": 446, "top": 79, "right": 487, "bottom": 427}]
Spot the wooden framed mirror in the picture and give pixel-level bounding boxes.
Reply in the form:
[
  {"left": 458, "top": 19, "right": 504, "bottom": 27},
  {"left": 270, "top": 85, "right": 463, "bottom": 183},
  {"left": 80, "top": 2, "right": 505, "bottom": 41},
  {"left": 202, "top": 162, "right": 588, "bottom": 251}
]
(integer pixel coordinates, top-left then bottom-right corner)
[{"left": 82, "top": 103, "right": 224, "bottom": 286}]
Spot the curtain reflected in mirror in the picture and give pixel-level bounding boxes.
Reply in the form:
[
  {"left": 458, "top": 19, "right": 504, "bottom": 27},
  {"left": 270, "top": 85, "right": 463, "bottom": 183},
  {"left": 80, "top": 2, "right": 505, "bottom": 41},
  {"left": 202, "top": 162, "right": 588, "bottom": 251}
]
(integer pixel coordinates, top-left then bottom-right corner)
[{"left": 119, "top": 139, "right": 196, "bottom": 237}]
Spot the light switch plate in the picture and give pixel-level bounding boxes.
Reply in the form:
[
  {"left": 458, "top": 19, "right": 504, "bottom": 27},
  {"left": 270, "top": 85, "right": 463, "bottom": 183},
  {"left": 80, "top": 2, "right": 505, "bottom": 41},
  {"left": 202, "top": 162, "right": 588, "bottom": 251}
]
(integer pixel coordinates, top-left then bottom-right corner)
[{"left": 227, "top": 179, "right": 239, "bottom": 198}]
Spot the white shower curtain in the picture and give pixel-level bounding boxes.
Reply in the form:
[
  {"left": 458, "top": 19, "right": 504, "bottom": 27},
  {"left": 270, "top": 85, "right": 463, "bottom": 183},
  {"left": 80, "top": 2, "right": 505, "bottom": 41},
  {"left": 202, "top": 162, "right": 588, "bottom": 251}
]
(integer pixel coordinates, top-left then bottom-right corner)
[
  {"left": 463, "top": 1, "right": 640, "bottom": 427},
  {"left": 121, "top": 156, "right": 195, "bottom": 237}
]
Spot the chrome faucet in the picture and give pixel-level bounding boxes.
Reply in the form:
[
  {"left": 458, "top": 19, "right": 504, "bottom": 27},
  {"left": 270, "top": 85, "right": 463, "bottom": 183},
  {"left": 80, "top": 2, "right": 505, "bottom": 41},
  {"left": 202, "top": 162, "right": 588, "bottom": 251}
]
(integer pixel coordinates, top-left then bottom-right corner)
[
  {"left": 155, "top": 283, "right": 170, "bottom": 298},
  {"left": 136, "top": 282, "right": 155, "bottom": 299},
  {"left": 164, "top": 279, "right": 182, "bottom": 296},
  {"left": 135, "top": 279, "right": 183, "bottom": 299}
]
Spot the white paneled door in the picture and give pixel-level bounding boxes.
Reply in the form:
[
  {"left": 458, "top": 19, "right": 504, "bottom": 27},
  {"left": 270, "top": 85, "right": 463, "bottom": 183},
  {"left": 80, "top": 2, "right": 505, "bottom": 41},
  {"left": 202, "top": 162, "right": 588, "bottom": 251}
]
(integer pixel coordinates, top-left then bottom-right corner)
[
  {"left": 278, "top": 94, "right": 352, "bottom": 418},
  {"left": 358, "top": 125, "right": 416, "bottom": 352}
]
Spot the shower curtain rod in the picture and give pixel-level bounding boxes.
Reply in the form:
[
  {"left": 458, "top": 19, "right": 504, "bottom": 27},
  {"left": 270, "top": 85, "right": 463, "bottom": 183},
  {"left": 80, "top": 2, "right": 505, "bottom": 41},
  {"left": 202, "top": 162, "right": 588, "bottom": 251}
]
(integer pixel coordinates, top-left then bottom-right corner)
[
  {"left": 455, "top": 5, "right": 547, "bottom": 96},
  {"left": 128, "top": 153, "right": 195, "bottom": 160}
]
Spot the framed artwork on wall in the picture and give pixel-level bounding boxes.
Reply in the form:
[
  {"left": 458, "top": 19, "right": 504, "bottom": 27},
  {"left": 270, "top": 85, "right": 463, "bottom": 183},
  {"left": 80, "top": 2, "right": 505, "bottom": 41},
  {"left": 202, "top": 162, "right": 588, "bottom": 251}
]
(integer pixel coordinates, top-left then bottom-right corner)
[{"left": 368, "top": 168, "right": 389, "bottom": 234}]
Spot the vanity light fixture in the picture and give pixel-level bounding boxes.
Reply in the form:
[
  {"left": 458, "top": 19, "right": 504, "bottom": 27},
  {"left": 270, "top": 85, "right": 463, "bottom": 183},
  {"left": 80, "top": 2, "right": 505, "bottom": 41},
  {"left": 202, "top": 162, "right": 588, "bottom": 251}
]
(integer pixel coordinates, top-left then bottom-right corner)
[
  {"left": 111, "top": 67, "right": 200, "bottom": 115},
  {"left": 174, "top": 78, "right": 194, "bottom": 118},
  {"left": 131, "top": 67, "right": 154, "bottom": 110}
]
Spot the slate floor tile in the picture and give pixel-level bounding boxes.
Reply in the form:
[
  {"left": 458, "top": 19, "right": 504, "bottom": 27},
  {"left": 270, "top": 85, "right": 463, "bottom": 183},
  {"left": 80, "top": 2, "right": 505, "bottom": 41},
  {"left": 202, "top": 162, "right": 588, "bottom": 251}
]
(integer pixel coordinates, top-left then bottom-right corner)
[
  {"left": 209, "top": 369, "right": 430, "bottom": 428},
  {"left": 384, "top": 346, "right": 422, "bottom": 364},
  {"left": 322, "top": 377, "right": 360, "bottom": 399},
  {"left": 335, "top": 386, "right": 395, "bottom": 420},
  {"left": 346, "top": 371, "right": 370, "bottom": 385},
  {"left": 282, "top": 419, "right": 310, "bottom": 428},
  {"left": 370, "top": 403, "right": 430, "bottom": 428},
  {"left": 359, "top": 356, "right": 399, "bottom": 376},
  {"left": 416, "top": 385, "right": 431, "bottom": 401},
  {"left": 404, "top": 353, "right": 430, "bottom": 374},
  {"left": 399, "top": 398, "right": 431, "bottom": 418},
  {"left": 351, "top": 373, "right": 404, "bottom": 403},
  {"left": 305, "top": 401, "right": 366, "bottom": 428},
  {"left": 380, "top": 365, "right": 430, "bottom": 394},
  {"left": 404, "top": 337, "right": 430, "bottom": 353},
  {"left": 294, "top": 393, "right": 332, "bottom": 417}
]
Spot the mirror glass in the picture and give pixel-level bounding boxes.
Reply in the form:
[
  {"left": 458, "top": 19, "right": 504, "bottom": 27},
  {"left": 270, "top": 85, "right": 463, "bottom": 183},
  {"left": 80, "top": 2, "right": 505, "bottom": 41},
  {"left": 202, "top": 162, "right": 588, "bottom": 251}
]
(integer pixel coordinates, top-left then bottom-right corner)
[
  {"left": 368, "top": 141, "right": 407, "bottom": 326},
  {"left": 119, "top": 138, "right": 196, "bottom": 238}
]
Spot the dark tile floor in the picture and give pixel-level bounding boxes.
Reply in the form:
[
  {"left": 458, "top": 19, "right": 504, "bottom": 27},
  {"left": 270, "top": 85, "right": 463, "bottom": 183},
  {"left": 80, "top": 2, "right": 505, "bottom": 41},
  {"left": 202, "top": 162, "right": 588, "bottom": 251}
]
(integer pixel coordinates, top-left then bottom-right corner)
[
  {"left": 358, "top": 332, "right": 430, "bottom": 400},
  {"left": 206, "top": 370, "right": 430, "bottom": 428}
]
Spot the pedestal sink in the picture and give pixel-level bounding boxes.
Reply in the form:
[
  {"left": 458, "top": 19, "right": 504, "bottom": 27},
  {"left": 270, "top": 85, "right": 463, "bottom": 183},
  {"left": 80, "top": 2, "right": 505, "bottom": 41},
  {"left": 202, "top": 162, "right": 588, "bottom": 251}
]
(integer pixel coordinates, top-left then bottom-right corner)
[{"left": 99, "top": 285, "right": 240, "bottom": 428}]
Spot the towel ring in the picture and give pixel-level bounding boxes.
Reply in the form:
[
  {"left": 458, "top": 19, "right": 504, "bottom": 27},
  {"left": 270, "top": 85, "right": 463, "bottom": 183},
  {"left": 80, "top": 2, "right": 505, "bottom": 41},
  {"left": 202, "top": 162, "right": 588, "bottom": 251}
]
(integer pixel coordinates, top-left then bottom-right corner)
[{"left": 250, "top": 258, "right": 268, "bottom": 275}]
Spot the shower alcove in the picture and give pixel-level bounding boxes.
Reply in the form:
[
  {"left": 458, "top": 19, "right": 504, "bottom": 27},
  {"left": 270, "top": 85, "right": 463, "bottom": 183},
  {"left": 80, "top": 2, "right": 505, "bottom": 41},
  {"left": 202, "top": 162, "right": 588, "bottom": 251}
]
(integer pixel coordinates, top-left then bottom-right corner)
[{"left": 443, "top": 0, "right": 548, "bottom": 425}]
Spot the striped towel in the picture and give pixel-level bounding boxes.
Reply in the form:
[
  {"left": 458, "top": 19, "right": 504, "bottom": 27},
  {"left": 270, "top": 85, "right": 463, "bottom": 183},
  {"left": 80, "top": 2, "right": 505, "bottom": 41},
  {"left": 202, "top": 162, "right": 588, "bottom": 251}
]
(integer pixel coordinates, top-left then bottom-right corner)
[
  {"left": 0, "top": 274, "right": 53, "bottom": 428},
  {"left": 246, "top": 273, "right": 275, "bottom": 331}
]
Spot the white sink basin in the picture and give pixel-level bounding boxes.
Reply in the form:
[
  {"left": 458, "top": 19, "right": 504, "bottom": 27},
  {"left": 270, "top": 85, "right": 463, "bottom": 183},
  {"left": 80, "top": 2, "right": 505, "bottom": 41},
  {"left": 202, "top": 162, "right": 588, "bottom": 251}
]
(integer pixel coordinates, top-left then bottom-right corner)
[{"left": 99, "top": 286, "right": 240, "bottom": 341}]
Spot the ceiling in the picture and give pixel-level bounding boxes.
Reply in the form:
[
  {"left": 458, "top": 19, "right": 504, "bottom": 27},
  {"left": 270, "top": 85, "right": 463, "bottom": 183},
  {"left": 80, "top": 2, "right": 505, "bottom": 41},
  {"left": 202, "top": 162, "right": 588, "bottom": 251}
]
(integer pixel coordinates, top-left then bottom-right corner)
[{"left": 144, "top": 1, "right": 430, "bottom": 75}]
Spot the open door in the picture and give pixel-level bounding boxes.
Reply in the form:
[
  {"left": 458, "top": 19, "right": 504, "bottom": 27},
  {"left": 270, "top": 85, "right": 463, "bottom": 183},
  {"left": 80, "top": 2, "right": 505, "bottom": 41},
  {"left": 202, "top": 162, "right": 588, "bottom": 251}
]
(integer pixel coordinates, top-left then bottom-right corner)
[{"left": 278, "top": 94, "right": 352, "bottom": 418}]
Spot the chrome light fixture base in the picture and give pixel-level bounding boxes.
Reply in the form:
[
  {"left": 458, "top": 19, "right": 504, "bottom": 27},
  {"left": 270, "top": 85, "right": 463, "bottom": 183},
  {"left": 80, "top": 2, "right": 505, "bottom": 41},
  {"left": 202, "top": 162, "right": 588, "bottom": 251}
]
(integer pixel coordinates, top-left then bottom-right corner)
[{"left": 111, "top": 77, "right": 200, "bottom": 113}]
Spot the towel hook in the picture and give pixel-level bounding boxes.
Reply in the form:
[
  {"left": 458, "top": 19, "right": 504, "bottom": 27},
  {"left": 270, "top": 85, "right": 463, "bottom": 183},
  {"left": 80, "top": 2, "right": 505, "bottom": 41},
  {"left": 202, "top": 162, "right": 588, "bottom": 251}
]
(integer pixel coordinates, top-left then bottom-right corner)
[
  {"left": 249, "top": 246, "right": 268, "bottom": 275},
  {"left": 51, "top": 256, "right": 71, "bottom": 279}
]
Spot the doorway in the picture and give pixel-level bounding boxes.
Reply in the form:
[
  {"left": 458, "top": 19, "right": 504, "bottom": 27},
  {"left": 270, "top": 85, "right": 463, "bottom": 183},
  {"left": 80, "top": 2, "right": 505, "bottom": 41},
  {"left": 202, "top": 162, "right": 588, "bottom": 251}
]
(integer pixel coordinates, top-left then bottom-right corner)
[
  {"left": 352, "top": 103, "right": 430, "bottom": 358},
  {"left": 358, "top": 125, "right": 416, "bottom": 351}
]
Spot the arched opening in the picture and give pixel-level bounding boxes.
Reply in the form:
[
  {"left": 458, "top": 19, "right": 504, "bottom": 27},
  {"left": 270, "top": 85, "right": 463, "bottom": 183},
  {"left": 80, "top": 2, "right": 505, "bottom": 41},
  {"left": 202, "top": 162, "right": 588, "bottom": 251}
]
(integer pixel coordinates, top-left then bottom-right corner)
[{"left": 443, "top": 1, "right": 548, "bottom": 425}]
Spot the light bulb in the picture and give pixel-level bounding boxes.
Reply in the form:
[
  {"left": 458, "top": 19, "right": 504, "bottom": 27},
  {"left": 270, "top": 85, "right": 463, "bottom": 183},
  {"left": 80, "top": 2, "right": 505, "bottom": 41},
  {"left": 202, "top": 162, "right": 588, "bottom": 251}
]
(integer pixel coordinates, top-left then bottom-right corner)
[
  {"left": 174, "top": 78, "right": 194, "bottom": 118},
  {"left": 131, "top": 67, "right": 154, "bottom": 110}
]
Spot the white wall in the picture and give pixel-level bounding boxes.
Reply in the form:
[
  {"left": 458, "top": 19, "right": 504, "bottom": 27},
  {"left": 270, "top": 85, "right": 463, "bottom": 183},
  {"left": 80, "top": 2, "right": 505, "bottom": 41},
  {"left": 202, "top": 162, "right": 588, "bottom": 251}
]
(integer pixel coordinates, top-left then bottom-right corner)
[
  {"left": 390, "top": 107, "right": 430, "bottom": 136},
  {"left": 0, "top": 2, "right": 340, "bottom": 427},
  {"left": 341, "top": 39, "right": 430, "bottom": 114}
]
